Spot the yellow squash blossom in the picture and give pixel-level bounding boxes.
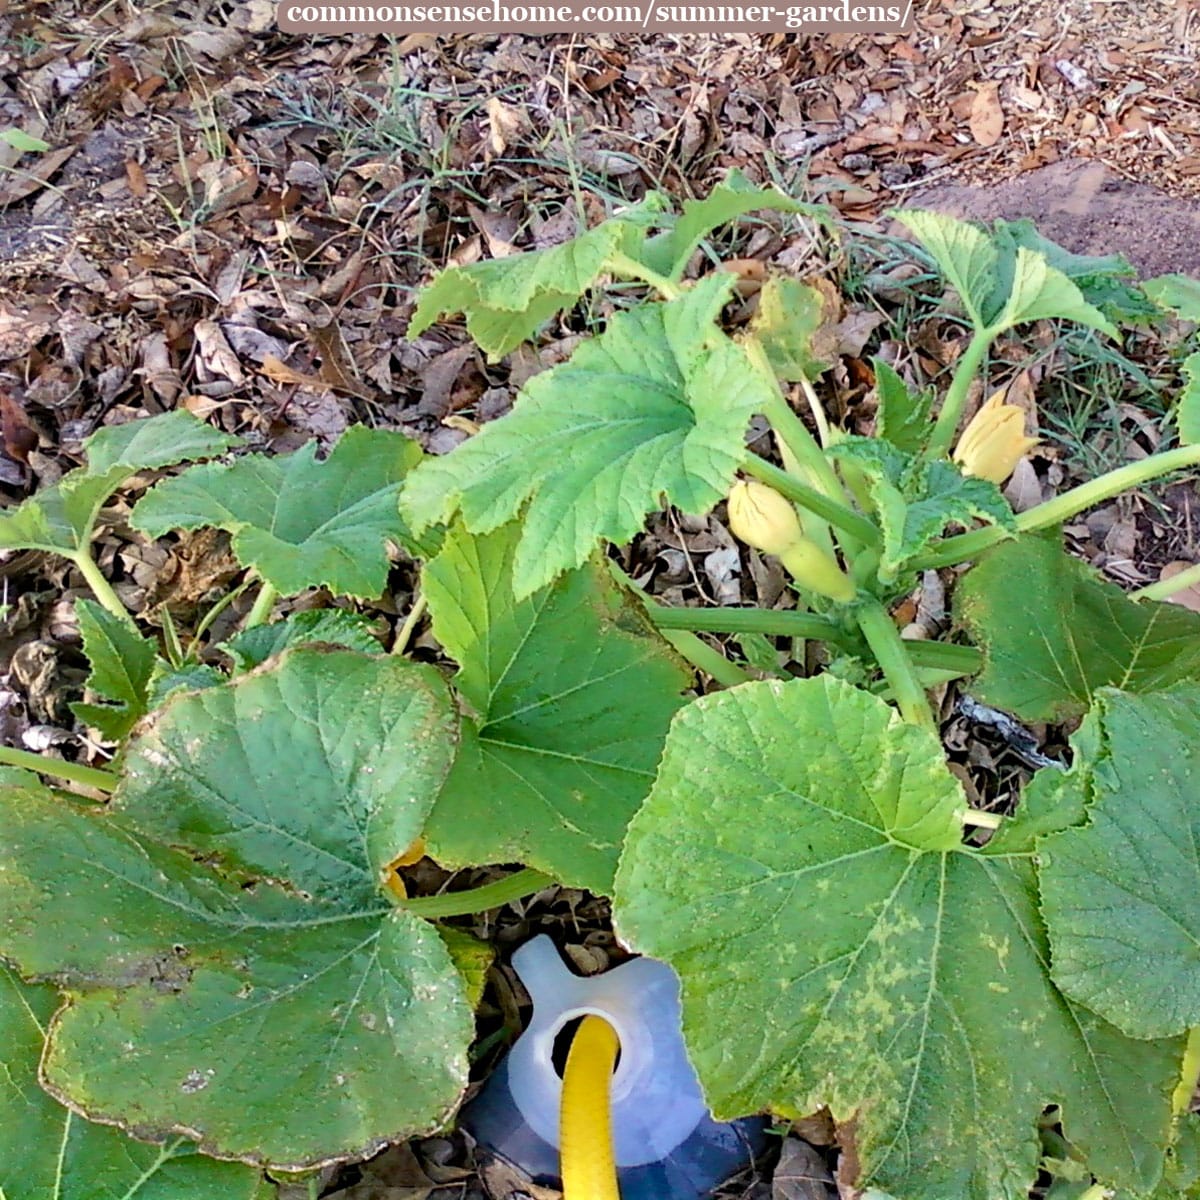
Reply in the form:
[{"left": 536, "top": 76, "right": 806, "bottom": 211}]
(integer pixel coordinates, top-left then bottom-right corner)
[
  {"left": 727, "top": 479, "right": 855, "bottom": 603},
  {"left": 952, "top": 391, "right": 1039, "bottom": 484}
]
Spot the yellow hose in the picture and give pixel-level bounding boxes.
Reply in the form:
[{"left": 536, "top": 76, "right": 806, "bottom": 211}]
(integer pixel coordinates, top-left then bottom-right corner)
[{"left": 559, "top": 1015, "right": 621, "bottom": 1200}]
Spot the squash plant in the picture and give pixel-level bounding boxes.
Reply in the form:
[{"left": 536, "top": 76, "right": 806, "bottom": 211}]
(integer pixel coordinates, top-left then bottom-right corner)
[{"left": 4, "top": 174, "right": 1200, "bottom": 1198}]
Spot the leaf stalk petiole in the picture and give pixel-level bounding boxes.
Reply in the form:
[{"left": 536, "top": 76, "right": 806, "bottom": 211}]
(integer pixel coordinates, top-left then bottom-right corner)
[
  {"left": 913, "top": 442, "right": 1200, "bottom": 570},
  {"left": 0, "top": 745, "right": 117, "bottom": 793},
  {"left": 69, "top": 550, "right": 129, "bottom": 620},
  {"left": 393, "top": 868, "right": 556, "bottom": 919},
  {"left": 854, "top": 598, "right": 936, "bottom": 730}
]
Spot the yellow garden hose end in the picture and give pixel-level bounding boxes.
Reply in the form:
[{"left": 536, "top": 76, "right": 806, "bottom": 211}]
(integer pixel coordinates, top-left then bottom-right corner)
[
  {"left": 461, "top": 936, "right": 768, "bottom": 1198},
  {"left": 559, "top": 1015, "right": 621, "bottom": 1200}
]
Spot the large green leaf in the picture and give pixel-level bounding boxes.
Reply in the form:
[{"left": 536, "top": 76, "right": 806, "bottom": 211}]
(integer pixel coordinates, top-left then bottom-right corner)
[
  {"left": 994, "top": 248, "right": 1119, "bottom": 339},
  {"left": 874, "top": 358, "right": 933, "bottom": 455},
  {"left": 990, "top": 219, "right": 1157, "bottom": 326},
  {"left": 0, "top": 411, "right": 239, "bottom": 558},
  {"left": 746, "top": 276, "right": 830, "bottom": 383},
  {"left": 402, "top": 273, "right": 773, "bottom": 598},
  {"left": 1038, "top": 686, "right": 1200, "bottom": 1039},
  {"left": 1181, "top": 351, "right": 1200, "bottom": 446},
  {"left": 422, "top": 521, "right": 689, "bottom": 893},
  {"left": 70, "top": 599, "right": 159, "bottom": 740},
  {"left": 0, "top": 648, "right": 472, "bottom": 1169},
  {"left": 0, "top": 963, "right": 267, "bottom": 1200},
  {"left": 83, "top": 411, "right": 242, "bottom": 475},
  {"left": 956, "top": 532, "right": 1200, "bottom": 722},
  {"left": 894, "top": 209, "right": 998, "bottom": 328},
  {"left": 408, "top": 197, "right": 662, "bottom": 360},
  {"left": 830, "top": 436, "right": 1014, "bottom": 576},
  {"left": 895, "top": 210, "right": 1117, "bottom": 338},
  {"left": 639, "top": 170, "right": 824, "bottom": 279},
  {"left": 132, "top": 426, "right": 425, "bottom": 600},
  {"left": 1145, "top": 274, "right": 1200, "bottom": 321},
  {"left": 613, "top": 676, "right": 1179, "bottom": 1200}
]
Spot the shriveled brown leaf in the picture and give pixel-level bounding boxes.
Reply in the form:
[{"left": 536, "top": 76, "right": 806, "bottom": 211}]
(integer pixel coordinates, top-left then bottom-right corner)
[
  {"left": 0, "top": 390, "right": 38, "bottom": 464},
  {"left": 773, "top": 1137, "right": 836, "bottom": 1200},
  {"left": 969, "top": 84, "right": 1005, "bottom": 148},
  {"left": 193, "top": 319, "right": 246, "bottom": 387}
]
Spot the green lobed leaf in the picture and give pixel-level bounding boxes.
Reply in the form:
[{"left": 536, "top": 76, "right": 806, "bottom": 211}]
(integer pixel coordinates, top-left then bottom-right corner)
[
  {"left": 994, "top": 247, "right": 1119, "bottom": 339},
  {"left": 146, "top": 660, "right": 224, "bottom": 707},
  {"left": 84, "top": 410, "right": 242, "bottom": 475},
  {"left": 132, "top": 426, "right": 425, "bottom": 600},
  {"left": 401, "top": 272, "right": 774, "bottom": 598},
  {"left": 70, "top": 599, "right": 158, "bottom": 740},
  {"left": 894, "top": 209, "right": 998, "bottom": 328},
  {"left": 221, "top": 608, "right": 383, "bottom": 672},
  {"left": 989, "top": 219, "right": 1158, "bottom": 326},
  {"left": 873, "top": 358, "right": 933, "bottom": 455},
  {"left": 1180, "top": 351, "right": 1200, "bottom": 446},
  {"left": 407, "top": 197, "right": 663, "bottom": 360},
  {"left": 1038, "top": 686, "right": 1200, "bottom": 1038},
  {"left": 955, "top": 531, "right": 1200, "bottom": 722},
  {"left": 1145, "top": 273, "right": 1200, "bottom": 322},
  {"left": 0, "top": 963, "right": 268, "bottom": 1200},
  {"left": 0, "top": 647, "right": 472, "bottom": 1168},
  {"left": 830, "top": 436, "right": 1015, "bottom": 576},
  {"left": 613, "top": 675, "right": 1180, "bottom": 1199},
  {"left": 746, "top": 276, "right": 830, "bottom": 382},
  {"left": 0, "top": 411, "right": 239, "bottom": 559},
  {"left": 896, "top": 210, "right": 1119, "bottom": 338},
  {"left": 422, "top": 520, "right": 690, "bottom": 894},
  {"left": 639, "top": 169, "right": 824, "bottom": 279},
  {"left": 0, "top": 466, "right": 128, "bottom": 556},
  {"left": 1153, "top": 1114, "right": 1200, "bottom": 1198}
]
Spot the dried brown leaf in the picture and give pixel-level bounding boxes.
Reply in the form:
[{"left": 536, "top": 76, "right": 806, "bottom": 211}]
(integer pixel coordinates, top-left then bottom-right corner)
[
  {"left": 969, "top": 83, "right": 1005, "bottom": 147},
  {"left": 193, "top": 319, "right": 246, "bottom": 386},
  {"left": 0, "top": 390, "right": 38, "bottom": 464},
  {"left": 773, "top": 1137, "right": 836, "bottom": 1200}
]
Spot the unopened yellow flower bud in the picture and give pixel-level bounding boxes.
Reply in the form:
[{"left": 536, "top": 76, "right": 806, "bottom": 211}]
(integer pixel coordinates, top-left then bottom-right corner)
[
  {"left": 727, "top": 480, "right": 856, "bottom": 603},
  {"left": 728, "top": 479, "right": 805, "bottom": 558},
  {"left": 952, "top": 391, "right": 1039, "bottom": 484}
]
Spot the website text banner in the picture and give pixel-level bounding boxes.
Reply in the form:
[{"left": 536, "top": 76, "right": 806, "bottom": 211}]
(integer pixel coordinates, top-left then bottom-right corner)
[{"left": 277, "top": 0, "right": 913, "bottom": 33}]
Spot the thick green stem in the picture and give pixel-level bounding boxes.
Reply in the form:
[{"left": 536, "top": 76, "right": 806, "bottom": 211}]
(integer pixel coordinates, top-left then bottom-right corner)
[
  {"left": 244, "top": 580, "right": 278, "bottom": 629},
  {"left": 960, "top": 808, "right": 1003, "bottom": 830},
  {"left": 604, "top": 250, "right": 682, "bottom": 301},
  {"left": 798, "top": 377, "right": 833, "bottom": 448},
  {"left": 69, "top": 551, "right": 128, "bottom": 619},
  {"left": 1174, "top": 1026, "right": 1200, "bottom": 1116},
  {"left": 743, "top": 335, "right": 855, "bottom": 558},
  {"left": 395, "top": 868, "right": 556, "bottom": 919},
  {"left": 646, "top": 602, "right": 844, "bottom": 644},
  {"left": 743, "top": 453, "right": 881, "bottom": 548},
  {"left": 0, "top": 745, "right": 116, "bottom": 793},
  {"left": 913, "top": 442, "right": 1200, "bottom": 570},
  {"left": 609, "top": 560, "right": 752, "bottom": 687},
  {"left": 1132, "top": 562, "right": 1200, "bottom": 603},
  {"left": 660, "top": 628, "right": 752, "bottom": 687},
  {"left": 855, "top": 599, "right": 936, "bottom": 730},
  {"left": 902, "top": 640, "right": 983, "bottom": 676},
  {"left": 188, "top": 579, "right": 253, "bottom": 659},
  {"left": 392, "top": 592, "right": 427, "bottom": 655},
  {"left": 925, "top": 327, "right": 995, "bottom": 461}
]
